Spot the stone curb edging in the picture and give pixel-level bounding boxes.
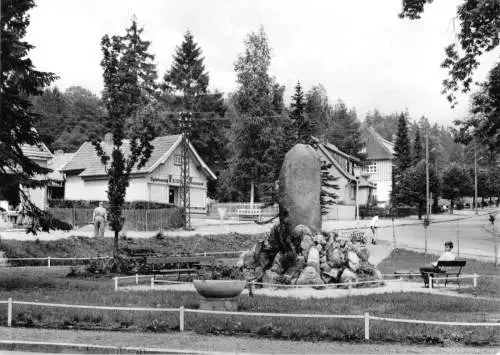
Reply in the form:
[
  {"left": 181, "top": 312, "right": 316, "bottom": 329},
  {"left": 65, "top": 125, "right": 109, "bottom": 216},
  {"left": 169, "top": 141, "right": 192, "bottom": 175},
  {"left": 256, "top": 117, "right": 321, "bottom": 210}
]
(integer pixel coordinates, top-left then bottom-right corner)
[{"left": 0, "top": 339, "right": 226, "bottom": 355}]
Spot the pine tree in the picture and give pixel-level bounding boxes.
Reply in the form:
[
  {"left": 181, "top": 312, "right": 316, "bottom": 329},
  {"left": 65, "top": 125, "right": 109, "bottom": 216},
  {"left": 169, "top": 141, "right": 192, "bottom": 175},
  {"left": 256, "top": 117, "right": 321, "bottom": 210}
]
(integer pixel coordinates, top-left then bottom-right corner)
[
  {"left": 290, "top": 81, "right": 314, "bottom": 144},
  {"left": 162, "top": 31, "right": 228, "bottom": 197},
  {"left": 95, "top": 18, "right": 156, "bottom": 258},
  {"left": 412, "top": 127, "right": 423, "bottom": 165},
  {"left": 1, "top": 0, "right": 69, "bottom": 233},
  {"left": 164, "top": 31, "right": 209, "bottom": 107},
  {"left": 392, "top": 113, "right": 412, "bottom": 205}
]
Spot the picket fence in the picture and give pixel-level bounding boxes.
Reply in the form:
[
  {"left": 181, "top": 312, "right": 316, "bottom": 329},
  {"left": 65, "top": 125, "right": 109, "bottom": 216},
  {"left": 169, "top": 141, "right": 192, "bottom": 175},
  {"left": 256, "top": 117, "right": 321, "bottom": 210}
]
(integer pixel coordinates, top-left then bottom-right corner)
[{"left": 0, "top": 297, "right": 498, "bottom": 340}]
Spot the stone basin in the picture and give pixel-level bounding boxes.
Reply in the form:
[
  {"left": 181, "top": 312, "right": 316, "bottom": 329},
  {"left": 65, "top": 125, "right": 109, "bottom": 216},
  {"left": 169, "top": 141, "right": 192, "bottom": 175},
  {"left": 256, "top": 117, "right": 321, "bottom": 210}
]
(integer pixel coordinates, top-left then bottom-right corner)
[{"left": 193, "top": 279, "right": 247, "bottom": 298}]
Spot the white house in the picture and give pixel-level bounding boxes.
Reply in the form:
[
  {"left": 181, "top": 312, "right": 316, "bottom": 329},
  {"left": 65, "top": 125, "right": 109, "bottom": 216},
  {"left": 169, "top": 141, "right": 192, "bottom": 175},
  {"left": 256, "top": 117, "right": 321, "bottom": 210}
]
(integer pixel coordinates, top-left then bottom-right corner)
[
  {"left": 360, "top": 126, "right": 395, "bottom": 206},
  {"left": 314, "top": 138, "right": 376, "bottom": 219},
  {"left": 61, "top": 134, "right": 216, "bottom": 213}
]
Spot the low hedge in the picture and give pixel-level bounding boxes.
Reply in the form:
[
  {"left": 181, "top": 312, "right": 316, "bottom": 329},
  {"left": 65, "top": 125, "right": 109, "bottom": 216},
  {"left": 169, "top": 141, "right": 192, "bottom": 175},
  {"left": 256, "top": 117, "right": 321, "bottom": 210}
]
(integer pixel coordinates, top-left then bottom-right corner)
[{"left": 49, "top": 199, "right": 176, "bottom": 210}]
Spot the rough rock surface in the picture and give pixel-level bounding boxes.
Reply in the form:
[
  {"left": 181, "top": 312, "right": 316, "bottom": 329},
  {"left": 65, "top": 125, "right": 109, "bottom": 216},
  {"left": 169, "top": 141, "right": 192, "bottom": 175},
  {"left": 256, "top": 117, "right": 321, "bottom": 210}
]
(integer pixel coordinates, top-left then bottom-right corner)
[
  {"left": 278, "top": 144, "right": 321, "bottom": 233},
  {"left": 296, "top": 266, "right": 324, "bottom": 286},
  {"left": 306, "top": 247, "right": 320, "bottom": 272}
]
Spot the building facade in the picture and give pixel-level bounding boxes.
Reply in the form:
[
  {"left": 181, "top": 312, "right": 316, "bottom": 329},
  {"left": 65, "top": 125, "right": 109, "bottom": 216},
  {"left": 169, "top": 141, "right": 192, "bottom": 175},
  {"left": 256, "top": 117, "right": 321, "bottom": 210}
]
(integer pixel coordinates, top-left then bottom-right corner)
[
  {"left": 61, "top": 134, "right": 216, "bottom": 213},
  {"left": 360, "top": 126, "right": 395, "bottom": 206}
]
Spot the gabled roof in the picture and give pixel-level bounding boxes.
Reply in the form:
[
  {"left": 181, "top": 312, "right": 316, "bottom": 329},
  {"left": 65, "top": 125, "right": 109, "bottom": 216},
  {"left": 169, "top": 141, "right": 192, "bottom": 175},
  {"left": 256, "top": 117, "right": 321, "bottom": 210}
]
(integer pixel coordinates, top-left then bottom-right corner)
[
  {"left": 48, "top": 152, "right": 75, "bottom": 181},
  {"left": 61, "top": 134, "right": 216, "bottom": 180},
  {"left": 361, "top": 126, "right": 394, "bottom": 160},
  {"left": 20, "top": 143, "right": 53, "bottom": 160},
  {"left": 314, "top": 140, "right": 375, "bottom": 188}
]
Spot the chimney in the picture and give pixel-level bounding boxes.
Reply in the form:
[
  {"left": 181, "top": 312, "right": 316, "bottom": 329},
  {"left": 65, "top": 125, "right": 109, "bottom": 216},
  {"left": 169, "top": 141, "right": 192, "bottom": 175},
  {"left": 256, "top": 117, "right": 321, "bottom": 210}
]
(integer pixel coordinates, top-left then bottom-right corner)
[{"left": 104, "top": 132, "right": 113, "bottom": 145}]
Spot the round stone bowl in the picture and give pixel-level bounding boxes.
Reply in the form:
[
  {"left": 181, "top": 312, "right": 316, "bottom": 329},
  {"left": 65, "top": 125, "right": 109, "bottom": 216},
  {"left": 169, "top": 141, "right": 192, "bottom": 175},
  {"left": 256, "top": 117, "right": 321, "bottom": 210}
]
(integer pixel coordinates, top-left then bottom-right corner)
[{"left": 193, "top": 279, "right": 247, "bottom": 298}]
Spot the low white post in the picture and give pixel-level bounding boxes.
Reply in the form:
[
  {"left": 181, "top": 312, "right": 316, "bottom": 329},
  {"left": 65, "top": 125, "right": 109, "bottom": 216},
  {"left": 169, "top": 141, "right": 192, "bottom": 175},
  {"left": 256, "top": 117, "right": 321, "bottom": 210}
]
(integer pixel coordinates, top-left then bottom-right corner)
[
  {"left": 114, "top": 277, "right": 118, "bottom": 291},
  {"left": 179, "top": 306, "right": 185, "bottom": 331},
  {"left": 399, "top": 277, "right": 403, "bottom": 292},
  {"left": 364, "top": 312, "right": 370, "bottom": 340},
  {"left": 429, "top": 275, "right": 433, "bottom": 289},
  {"left": 151, "top": 277, "right": 154, "bottom": 289},
  {"left": 348, "top": 280, "right": 352, "bottom": 296},
  {"left": 47, "top": 256, "right": 51, "bottom": 268},
  {"left": 7, "top": 298, "right": 12, "bottom": 327},
  {"left": 473, "top": 273, "right": 477, "bottom": 288},
  {"left": 135, "top": 274, "right": 139, "bottom": 285}
]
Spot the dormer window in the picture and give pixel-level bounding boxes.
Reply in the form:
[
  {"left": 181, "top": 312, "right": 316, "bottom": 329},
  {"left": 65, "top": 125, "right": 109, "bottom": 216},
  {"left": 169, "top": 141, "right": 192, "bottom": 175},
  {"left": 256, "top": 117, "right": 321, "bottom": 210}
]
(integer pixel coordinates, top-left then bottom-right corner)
[{"left": 174, "top": 155, "right": 182, "bottom": 166}]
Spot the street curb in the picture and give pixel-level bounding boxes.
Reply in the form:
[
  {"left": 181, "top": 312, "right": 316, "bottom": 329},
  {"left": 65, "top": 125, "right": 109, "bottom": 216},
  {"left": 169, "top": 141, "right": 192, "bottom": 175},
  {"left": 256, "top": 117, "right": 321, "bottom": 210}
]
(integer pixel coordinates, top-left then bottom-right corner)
[{"left": 0, "top": 339, "right": 230, "bottom": 354}]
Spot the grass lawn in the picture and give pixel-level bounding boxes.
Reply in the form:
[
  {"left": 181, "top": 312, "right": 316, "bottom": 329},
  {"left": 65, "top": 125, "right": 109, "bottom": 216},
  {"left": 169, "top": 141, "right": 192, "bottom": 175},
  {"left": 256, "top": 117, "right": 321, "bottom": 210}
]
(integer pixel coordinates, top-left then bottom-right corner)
[
  {"left": 0, "top": 233, "right": 263, "bottom": 265},
  {"left": 378, "top": 249, "right": 500, "bottom": 298},
  {"left": 0, "top": 267, "right": 498, "bottom": 346}
]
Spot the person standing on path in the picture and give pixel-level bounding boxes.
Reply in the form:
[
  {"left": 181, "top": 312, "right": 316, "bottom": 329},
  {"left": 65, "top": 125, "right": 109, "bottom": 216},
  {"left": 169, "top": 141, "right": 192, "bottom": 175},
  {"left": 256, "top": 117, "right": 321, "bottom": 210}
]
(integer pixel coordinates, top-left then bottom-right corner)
[
  {"left": 369, "top": 215, "right": 379, "bottom": 244},
  {"left": 93, "top": 202, "right": 107, "bottom": 238}
]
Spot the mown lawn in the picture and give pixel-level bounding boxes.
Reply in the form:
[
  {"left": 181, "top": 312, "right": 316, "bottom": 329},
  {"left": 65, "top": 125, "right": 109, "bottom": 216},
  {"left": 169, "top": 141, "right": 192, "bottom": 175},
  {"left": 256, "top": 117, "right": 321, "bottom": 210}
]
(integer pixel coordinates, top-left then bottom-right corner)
[
  {"left": 378, "top": 248, "right": 500, "bottom": 297},
  {"left": 0, "top": 267, "right": 498, "bottom": 346}
]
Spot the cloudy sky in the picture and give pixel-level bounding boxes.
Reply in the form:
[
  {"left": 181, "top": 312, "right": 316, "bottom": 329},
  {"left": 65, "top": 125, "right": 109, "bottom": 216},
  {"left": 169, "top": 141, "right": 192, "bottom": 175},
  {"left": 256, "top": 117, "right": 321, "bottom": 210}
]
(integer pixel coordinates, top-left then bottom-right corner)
[{"left": 26, "top": 0, "right": 499, "bottom": 126}]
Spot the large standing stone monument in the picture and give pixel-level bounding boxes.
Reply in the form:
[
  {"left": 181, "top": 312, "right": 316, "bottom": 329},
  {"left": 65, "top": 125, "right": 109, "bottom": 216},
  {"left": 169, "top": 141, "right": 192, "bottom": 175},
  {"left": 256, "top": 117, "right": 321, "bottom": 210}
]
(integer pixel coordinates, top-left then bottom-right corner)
[
  {"left": 240, "top": 143, "right": 383, "bottom": 288},
  {"left": 279, "top": 144, "right": 322, "bottom": 234}
]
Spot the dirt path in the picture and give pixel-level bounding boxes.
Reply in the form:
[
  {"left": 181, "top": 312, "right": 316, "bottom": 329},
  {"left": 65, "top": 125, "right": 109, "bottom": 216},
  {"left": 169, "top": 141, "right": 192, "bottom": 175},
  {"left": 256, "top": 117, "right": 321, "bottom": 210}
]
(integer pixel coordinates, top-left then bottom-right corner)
[{"left": 0, "top": 327, "right": 497, "bottom": 354}]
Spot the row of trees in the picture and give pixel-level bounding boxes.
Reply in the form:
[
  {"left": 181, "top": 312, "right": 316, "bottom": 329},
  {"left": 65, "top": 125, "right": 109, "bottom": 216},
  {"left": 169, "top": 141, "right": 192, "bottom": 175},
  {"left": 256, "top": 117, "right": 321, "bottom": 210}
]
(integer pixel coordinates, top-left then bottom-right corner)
[{"left": 391, "top": 113, "right": 500, "bottom": 218}]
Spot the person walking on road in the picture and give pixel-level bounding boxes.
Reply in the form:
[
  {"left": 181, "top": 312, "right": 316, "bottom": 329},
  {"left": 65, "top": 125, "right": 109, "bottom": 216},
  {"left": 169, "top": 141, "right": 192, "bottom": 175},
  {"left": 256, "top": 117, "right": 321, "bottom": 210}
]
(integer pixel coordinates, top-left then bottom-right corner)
[
  {"left": 93, "top": 202, "right": 107, "bottom": 238},
  {"left": 369, "top": 215, "right": 379, "bottom": 244}
]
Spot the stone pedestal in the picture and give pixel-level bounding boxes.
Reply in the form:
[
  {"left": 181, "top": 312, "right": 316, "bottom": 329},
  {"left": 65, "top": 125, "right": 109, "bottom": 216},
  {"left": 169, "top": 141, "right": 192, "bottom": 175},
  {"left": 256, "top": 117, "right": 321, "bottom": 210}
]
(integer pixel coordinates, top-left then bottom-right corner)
[{"left": 199, "top": 297, "right": 238, "bottom": 311}]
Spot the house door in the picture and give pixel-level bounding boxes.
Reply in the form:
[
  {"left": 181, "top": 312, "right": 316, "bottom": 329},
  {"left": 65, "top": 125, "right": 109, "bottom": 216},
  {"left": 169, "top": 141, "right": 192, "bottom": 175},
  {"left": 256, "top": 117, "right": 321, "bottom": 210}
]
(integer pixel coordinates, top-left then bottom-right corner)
[{"left": 169, "top": 187, "right": 177, "bottom": 205}]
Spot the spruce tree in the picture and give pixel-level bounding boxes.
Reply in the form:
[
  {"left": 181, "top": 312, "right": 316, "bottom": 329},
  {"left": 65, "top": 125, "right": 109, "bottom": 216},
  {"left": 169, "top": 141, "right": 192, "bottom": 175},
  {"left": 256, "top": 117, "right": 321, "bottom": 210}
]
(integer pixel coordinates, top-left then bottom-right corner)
[
  {"left": 412, "top": 127, "right": 423, "bottom": 165},
  {"left": 290, "top": 81, "right": 314, "bottom": 145},
  {"left": 392, "top": 113, "right": 412, "bottom": 205},
  {"left": 162, "top": 31, "right": 228, "bottom": 197},
  {"left": 1, "top": 0, "right": 69, "bottom": 233}
]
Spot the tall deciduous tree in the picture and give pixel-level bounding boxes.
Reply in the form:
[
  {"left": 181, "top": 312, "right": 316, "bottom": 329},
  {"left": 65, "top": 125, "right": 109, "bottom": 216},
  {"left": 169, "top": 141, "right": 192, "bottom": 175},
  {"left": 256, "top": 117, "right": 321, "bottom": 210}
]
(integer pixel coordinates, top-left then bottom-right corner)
[
  {"left": 441, "top": 163, "right": 473, "bottom": 214},
  {"left": 0, "top": 0, "right": 69, "bottom": 233},
  {"left": 326, "top": 99, "right": 364, "bottom": 159},
  {"left": 226, "top": 26, "right": 285, "bottom": 203},
  {"left": 95, "top": 18, "right": 157, "bottom": 258},
  {"left": 400, "top": 0, "right": 500, "bottom": 107},
  {"left": 305, "top": 84, "right": 331, "bottom": 139},
  {"left": 396, "top": 160, "right": 440, "bottom": 219},
  {"left": 162, "top": 31, "right": 228, "bottom": 197},
  {"left": 453, "top": 62, "right": 500, "bottom": 155}
]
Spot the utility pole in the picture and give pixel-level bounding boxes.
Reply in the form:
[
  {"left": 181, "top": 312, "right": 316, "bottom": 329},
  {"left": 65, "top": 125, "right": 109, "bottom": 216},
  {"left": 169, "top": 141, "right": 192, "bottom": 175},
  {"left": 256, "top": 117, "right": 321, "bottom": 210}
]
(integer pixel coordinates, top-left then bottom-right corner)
[
  {"left": 179, "top": 111, "right": 193, "bottom": 230},
  {"left": 424, "top": 123, "right": 429, "bottom": 263},
  {"left": 474, "top": 141, "right": 478, "bottom": 215}
]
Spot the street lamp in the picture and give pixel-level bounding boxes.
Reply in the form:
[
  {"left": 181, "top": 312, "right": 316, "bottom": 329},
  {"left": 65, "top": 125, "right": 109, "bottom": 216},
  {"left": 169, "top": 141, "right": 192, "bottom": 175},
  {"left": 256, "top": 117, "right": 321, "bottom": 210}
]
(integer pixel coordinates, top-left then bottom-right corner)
[
  {"left": 355, "top": 175, "right": 360, "bottom": 225},
  {"left": 474, "top": 141, "right": 478, "bottom": 215}
]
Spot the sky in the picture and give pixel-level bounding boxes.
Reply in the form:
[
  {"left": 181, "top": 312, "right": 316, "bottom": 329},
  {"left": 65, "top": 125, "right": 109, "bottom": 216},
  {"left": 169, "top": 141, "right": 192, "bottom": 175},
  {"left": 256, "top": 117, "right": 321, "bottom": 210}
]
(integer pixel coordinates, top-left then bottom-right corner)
[{"left": 26, "top": 0, "right": 499, "bottom": 127}]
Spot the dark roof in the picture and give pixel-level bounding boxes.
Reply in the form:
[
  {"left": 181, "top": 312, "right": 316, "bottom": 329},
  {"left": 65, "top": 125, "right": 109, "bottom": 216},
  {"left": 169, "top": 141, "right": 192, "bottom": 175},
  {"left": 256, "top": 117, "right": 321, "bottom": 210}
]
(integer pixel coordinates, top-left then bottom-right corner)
[
  {"left": 61, "top": 134, "right": 216, "bottom": 179},
  {"left": 361, "top": 126, "right": 394, "bottom": 160}
]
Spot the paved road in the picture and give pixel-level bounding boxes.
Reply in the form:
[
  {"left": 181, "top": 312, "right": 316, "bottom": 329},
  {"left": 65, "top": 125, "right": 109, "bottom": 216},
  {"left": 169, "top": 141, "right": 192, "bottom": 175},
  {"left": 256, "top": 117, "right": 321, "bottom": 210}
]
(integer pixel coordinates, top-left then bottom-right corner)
[{"left": 374, "top": 213, "right": 498, "bottom": 260}]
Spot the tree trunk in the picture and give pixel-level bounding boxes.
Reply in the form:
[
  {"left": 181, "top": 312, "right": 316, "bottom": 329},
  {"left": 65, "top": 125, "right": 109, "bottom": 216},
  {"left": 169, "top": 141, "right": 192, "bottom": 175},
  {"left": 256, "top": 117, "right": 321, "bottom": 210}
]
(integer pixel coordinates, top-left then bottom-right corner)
[
  {"left": 450, "top": 199, "right": 454, "bottom": 214},
  {"left": 113, "top": 230, "right": 119, "bottom": 258},
  {"left": 418, "top": 201, "right": 423, "bottom": 220}
]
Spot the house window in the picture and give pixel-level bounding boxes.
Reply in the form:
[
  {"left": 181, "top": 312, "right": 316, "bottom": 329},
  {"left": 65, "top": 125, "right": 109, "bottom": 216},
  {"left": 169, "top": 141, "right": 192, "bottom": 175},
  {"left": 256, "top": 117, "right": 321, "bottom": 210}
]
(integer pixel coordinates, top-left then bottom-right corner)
[
  {"left": 367, "top": 162, "right": 377, "bottom": 173},
  {"left": 174, "top": 155, "right": 182, "bottom": 166}
]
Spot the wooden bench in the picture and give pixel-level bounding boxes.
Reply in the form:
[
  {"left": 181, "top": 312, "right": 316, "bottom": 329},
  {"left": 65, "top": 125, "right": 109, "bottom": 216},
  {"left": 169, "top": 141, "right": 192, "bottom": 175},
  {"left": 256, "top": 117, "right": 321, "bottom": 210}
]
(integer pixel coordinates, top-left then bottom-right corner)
[
  {"left": 146, "top": 256, "right": 216, "bottom": 281},
  {"left": 236, "top": 208, "right": 261, "bottom": 221},
  {"left": 423, "top": 260, "right": 467, "bottom": 288}
]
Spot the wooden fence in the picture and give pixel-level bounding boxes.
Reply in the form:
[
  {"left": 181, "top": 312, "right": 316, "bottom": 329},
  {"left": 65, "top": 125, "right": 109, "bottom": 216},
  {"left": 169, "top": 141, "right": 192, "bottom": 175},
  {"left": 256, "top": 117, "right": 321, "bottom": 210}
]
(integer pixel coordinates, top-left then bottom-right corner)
[
  {"left": 48, "top": 207, "right": 184, "bottom": 231},
  {"left": 207, "top": 203, "right": 279, "bottom": 219}
]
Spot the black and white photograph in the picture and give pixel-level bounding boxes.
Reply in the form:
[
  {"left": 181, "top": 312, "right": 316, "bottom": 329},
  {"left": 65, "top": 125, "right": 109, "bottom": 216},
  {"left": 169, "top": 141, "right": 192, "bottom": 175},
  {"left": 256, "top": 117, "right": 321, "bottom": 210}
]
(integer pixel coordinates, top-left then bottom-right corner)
[{"left": 1, "top": 0, "right": 499, "bottom": 353}]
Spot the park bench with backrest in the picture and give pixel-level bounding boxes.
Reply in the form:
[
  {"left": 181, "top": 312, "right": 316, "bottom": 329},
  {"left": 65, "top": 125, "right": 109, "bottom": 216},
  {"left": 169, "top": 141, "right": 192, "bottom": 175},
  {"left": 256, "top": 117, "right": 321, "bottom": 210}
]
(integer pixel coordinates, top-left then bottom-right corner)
[
  {"left": 421, "top": 259, "right": 467, "bottom": 288},
  {"left": 146, "top": 256, "right": 216, "bottom": 281}
]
